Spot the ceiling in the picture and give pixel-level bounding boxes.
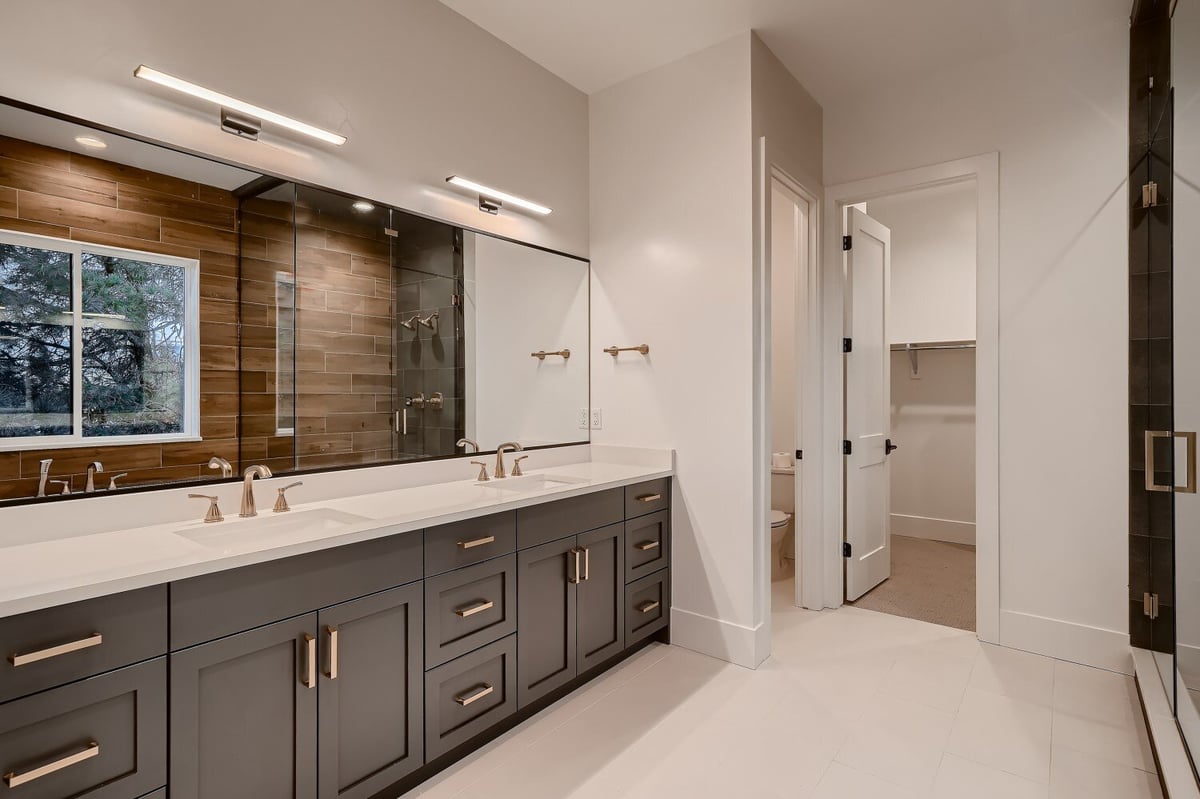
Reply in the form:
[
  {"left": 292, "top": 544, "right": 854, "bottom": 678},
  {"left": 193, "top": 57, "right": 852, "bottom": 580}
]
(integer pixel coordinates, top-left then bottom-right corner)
[{"left": 439, "top": 0, "right": 1130, "bottom": 104}]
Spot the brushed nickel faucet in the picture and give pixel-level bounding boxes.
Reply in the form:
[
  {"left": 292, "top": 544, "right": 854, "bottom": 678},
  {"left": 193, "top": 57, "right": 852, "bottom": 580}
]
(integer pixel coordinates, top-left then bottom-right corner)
[
  {"left": 495, "top": 442, "right": 523, "bottom": 479},
  {"left": 208, "top": 456, "right": 233, "bottom": 478},
  {"left": 85, "top": 461, "right": 104, "bottom": 493},
  {"left": 37, "top": 459, "right": 52, "bottom": 497},
  {"left": 108, "top": 473, "right": 128, "bottom": 491},
  {"left": 457, "top": 438, "right": 479, "bottom": 453},
  {"left": 240, "top": 465, "right": 273, "bottom": 518}
]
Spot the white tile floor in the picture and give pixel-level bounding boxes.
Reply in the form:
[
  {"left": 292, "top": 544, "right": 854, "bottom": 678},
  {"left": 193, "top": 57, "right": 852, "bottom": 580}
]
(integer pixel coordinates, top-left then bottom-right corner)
[{"left": 409, "top": 580, "right": 1161, "bottom": 799}]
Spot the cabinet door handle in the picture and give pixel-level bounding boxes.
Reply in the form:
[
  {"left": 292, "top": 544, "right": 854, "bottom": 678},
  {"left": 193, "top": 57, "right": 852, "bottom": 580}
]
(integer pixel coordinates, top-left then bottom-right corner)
[
  {"left": 583, "top": 547, "right": 590, "bottom": 581},
  {"left": 302, "top": 634, "right": 316, "bottom": 689},
  {"left": 457, "top": 535, "right": 496, "bottom": 550},
  {"left": 635, "top": 540, "right": 660, "bottom": 551},
  {"left": 3, "top": 741, "right": 99, "bottom": 787},
  {"left": 326, "top": 626, "right": 338, "bottom": 680},
  {"left": 454, "top": 684, "right": 494, "bottom": 706},
  {"left": 9, "top": 632, "right": 103, "bottom": 667},
  {"left": 454, "top": 600, "right": 494, "bottom": 618},
  {"left": 568, "top": 548, "right": 582, "bottom": 584},
  {"left": 637, "top": 600, "right": 661, "bottom": 614},
  {"left": 636, "top": 493, "right": 662, "bottom": 503}
]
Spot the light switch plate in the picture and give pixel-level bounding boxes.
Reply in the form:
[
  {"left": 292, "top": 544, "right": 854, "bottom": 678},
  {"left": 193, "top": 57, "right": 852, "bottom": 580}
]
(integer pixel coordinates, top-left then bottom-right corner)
[
  {"left": 578, "top": 408, "right": 589, "bottom": 429},
  {"left": 590, "top": 408, "right": 603, "bottom": 430}
]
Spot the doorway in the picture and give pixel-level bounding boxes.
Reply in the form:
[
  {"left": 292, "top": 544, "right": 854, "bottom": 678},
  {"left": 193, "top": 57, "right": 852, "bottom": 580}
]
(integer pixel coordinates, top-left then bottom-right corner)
[{"left": 842, "top": 183, "right": 979, "bottom": 631}]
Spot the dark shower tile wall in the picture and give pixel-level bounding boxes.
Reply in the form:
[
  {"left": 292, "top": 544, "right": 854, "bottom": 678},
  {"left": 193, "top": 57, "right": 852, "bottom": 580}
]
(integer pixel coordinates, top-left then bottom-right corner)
[{"left": 1129, "top": 0, "right": 1173, "bottom": 651}]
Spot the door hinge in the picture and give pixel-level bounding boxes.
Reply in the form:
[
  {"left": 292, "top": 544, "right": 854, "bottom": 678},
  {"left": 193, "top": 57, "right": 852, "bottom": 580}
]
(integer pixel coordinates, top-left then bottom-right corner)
[
  {"left": 842, "top": 440, "right": 852, "bottom": 456},
  {"left": 452, "top": 293, "right": 462, "bottom": 308},
  {"left": 1142, "top": 181, "right": 1159, "bottom": 209},
  {"left": 843, "top": 337, "right": 853, "bottom": 353},
  {"left": 842, "top": 235, "right": 853, "bottom": 251},
  {"left": 1144, "top": 592, "right": 1160, "bottom": 620},
  {"left": 795, "top": 449, "right": 803, "bottom": 461},
  {"left": 843, "top": 542, "right": 852, "bottom": 558}
]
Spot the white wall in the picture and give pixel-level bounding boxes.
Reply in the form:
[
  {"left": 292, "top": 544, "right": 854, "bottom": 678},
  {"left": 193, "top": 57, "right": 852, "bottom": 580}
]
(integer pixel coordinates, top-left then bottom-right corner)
[
  {"left": 0, "top": 0, "right": 589, "bottom": 256},
  {"left": 590, "top": 34, "right": 758, "bottom": 665},
  {"left": 868, "top": 182, "right": 977, "bottom": 345},
  {"left": 465, "top": 233, "right": 589, "bottom": 450},
  {"left": 825, "top": 16, "right": 1130, "bottom": 668}
]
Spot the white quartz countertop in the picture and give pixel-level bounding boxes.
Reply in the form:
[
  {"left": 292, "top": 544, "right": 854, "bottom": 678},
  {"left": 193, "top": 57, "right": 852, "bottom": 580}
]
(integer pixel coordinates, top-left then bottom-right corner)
[{"left": 0, "top": 459, "right": 671, "bottom": 619}]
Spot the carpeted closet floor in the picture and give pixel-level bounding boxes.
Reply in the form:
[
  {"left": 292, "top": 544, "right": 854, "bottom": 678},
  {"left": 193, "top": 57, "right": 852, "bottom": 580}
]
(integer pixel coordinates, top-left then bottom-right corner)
[{"left": 849, "top": 534, "right": 976, "bottom": 631}]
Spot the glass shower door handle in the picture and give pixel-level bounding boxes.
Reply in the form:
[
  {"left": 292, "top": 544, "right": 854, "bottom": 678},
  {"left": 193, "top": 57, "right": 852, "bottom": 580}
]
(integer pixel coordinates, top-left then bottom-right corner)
[{"left": 1144, "top": 430, "right": 1198, "bottom": 493}]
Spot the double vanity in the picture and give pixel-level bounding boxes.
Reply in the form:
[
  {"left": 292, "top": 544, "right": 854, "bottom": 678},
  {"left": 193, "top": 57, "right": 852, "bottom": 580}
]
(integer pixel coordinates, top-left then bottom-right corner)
[{"left": 0, "top": 451, "right": 673, "bottom": 799}]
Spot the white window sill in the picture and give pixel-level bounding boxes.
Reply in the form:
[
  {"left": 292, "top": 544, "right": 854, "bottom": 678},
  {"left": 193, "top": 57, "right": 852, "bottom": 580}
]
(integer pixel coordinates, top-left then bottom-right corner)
[{"left": 0, "top": 434, "right": 203, "bottom": 452}]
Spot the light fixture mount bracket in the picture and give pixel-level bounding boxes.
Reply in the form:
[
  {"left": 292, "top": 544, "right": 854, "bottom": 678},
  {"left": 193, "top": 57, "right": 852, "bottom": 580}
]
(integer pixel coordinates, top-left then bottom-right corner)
[
  {"left": 220, "top": 108, "right": 261, "bottom": 140},
  {"left": 478, "top": 196, "right": 502, "bottom": 215}
]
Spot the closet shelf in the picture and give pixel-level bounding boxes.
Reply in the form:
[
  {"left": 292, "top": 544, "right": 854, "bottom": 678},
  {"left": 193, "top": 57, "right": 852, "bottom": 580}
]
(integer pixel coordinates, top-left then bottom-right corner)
[{"left": 890, "top": 339, "right": 976, "bottom": 378}]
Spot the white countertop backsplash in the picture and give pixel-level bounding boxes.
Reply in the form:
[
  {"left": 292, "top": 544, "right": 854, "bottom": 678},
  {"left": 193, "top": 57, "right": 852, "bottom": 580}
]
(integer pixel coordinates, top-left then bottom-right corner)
[{"left": 0, "top": 444, "right": 674, "bottom": 618}]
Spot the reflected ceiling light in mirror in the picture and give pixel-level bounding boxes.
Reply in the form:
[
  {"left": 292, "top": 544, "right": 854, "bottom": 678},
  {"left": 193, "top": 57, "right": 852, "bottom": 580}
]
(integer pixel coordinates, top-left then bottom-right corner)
[
  {"left": 445, "top": 176, "right": 552, "bottom": 216},
  {"left": 351, "top": 200, "right": 375, "bottom": 213},
  {"left": 73, "top": 135, "right": 108, "bottom": 150},
  {"left": 133, "top": 65, "right": 348, "bottom": 146}
]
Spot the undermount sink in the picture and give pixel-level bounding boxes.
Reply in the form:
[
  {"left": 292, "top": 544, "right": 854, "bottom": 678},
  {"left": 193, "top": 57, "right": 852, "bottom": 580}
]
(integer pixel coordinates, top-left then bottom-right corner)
[
  {"left": 175, "top": 508, "right": 370, "bottom": 553},
  {"left": 477, "top": 473, "right": 589, "bottom": 492}
]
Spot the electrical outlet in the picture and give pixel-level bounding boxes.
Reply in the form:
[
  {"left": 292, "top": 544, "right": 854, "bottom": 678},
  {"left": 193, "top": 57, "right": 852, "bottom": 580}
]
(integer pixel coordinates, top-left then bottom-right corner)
[
  {"left": 578, "top": 408, "right": 589, "bottom": 429},
  {"left": 591, "top": 408, "right": 603, "bottom": 430}
]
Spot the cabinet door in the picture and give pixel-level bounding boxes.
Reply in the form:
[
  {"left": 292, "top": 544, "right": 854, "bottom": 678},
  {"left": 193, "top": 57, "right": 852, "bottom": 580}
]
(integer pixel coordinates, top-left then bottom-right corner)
[
  {"left": 317, "top": 584, "right": 424, "bottom": 799},
  {"left": 171, "top": 615, "right": 318, "bottom": 799},
  {"left": 517, "top": 536, "right": 578, "bottom": 708},
  {"left": 576, "top": 523, "right": 625, "bottom": 673}
]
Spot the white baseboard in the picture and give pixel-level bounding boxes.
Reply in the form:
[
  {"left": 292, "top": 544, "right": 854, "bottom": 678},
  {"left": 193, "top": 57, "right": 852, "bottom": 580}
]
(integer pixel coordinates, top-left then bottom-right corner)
[
  {"left": 669, "top": 606, "right": 762, "bottom": 669},
  {"left": 890, "top": 513, "right": 976, "bottom": 545},
  {"left": 1000, "top": 609, "right": 1131, "bottom": 674}
]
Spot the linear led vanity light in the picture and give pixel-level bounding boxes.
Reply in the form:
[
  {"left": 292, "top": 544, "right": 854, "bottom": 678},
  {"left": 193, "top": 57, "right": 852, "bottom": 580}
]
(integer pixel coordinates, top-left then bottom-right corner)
[
  {"left": 445, "top": 176, "right": 552, "bottom": 216},
  {"left": 133, "top": 65, "right": 347, "bottom": 146}
]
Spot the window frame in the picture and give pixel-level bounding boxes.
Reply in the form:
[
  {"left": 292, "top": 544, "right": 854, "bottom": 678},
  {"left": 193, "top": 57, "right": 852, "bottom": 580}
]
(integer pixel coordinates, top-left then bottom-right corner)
[{"left": 0, "top": 228, "right": 202, "bottom": 451}]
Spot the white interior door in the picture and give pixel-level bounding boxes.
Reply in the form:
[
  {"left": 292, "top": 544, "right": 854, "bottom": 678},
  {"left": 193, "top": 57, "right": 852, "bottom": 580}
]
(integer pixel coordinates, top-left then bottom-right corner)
[{"left": 844, "top": 207, "right": 893, "bottom": 600}]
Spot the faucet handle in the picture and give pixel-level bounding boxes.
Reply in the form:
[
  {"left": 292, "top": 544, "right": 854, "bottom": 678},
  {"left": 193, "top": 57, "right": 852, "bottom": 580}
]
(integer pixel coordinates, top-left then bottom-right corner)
[
  {"left": 108, "top": 473, "right": 128, "bottom": 491},
  {"left": 470, "top": 461, "right": 490, "bottom": 482},
  {"left": 512, "top": 456, "right": 529, "bottom": 477},
  {"left": 273, "top": 482, "right": 303, "bottom": 513},
  {"left": 48, "top": 479, "right": 71, "bottom": 496},
  {"left": 189, "top": 494, "right": 224, "bottom": 523}
]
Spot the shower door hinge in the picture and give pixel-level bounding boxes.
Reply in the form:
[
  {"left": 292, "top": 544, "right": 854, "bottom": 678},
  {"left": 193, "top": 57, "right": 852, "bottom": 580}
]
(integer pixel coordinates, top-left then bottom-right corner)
[
  {"left": 843, "top": 542, "right": 852, "bottom": 558},
  {"left": 1144, "top": 592, "right": 1160, "bottom": 620},
  {"left": 452, "top": 293, "right": 462, "bottom": 308},
  {"left": 1142, "top": 182, "right": 1159, "bottom": 208},
  {"left": 842, "top": 235, "right": 853, "bottom": 251},
  {"left": 842, "top": 440, "right": 852, "bottom": 456},
  {"left": 843, "top": 337, "right": 853, "bottom": 353}
]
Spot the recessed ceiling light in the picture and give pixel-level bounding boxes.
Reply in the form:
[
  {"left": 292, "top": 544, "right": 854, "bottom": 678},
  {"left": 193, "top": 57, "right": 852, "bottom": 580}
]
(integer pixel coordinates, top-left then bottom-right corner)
[
  {"left": 133, "top": 64, "right": 347, "bottom": 146},
  {"left": 74, "top": 135, "right": 107, "bottom": 150},
  {"left": 445, "top": 176, "right": 552, "bottom": 216},
  {"left": 351, "top": 200, "right": 375, "bottom": 213}
]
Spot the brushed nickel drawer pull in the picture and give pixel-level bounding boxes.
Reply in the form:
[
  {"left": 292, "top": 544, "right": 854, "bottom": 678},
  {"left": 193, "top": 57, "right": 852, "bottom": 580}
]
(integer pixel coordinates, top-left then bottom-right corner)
[
  {"left": 455, "top": 600, "right": 495, "bottom": 618},
  {"left": 636, "top": 493, "right": 662, "bottom": 503},
  {"left": 568, "top": 548, "right": 582, "bottom": 584},
  {"left": 10, "top": 633, "right": 103, "bottom": 667},
  {"left": 4, "top": 741, "right": 99, "bottom": 787},
  {"left": 303, "top": 634, "right": 316, "bottom": 689},
  {"left": 326, "top": 626, "right": 338, "bottom": 680},
  {"left": 583, "top": 547, "right": 590, "bottom": 581},
  {"left": 637, "top": 600, "right": 661, "bottom": 614},
  {"left": 454, "top": 684, "right": 494, "bottom": 706},
  {"left": 457, "top": 535, "right": 496, "bottom": 550},
  {"left": 635, "top": 540, "right": 660, "bottom": 551}
]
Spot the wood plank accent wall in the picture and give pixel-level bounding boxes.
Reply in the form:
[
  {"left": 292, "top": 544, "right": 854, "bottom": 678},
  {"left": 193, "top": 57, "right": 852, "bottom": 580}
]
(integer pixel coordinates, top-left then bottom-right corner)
[{"left": 0, "top": 136, "right": 239, "bottom": 499}]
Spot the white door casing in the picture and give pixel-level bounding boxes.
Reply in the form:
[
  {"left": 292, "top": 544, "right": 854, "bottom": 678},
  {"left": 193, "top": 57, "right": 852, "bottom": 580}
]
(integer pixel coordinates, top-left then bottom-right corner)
[{"left": 844, "top": 208, "right": 893, "bottom": 601}]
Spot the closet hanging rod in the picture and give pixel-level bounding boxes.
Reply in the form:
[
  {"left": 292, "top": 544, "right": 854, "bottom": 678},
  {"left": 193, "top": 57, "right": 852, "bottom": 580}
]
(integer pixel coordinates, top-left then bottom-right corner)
[{"left": 889, "top": 340, "right": 976, "bottom": 352}]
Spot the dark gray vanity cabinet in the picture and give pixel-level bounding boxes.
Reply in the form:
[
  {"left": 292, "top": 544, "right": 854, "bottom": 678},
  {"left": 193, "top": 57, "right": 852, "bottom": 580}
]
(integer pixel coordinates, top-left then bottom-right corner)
[
  {"left": 317, "top": 584, "right": 424, "bottom": 799},
  {"left": 169, "top": 615, "right": 319, "bottom": 799},
  {"left": 576, "top": 523, "right": 626, "bottom": 672}
]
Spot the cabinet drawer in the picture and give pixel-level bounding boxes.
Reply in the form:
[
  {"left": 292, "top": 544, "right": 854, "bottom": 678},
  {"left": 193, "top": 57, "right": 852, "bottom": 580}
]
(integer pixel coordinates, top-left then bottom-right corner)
[
  {"left": 424, "top": 512, "right": 516, "bottom": 576},
  {"left": 0, "top": 657, "right": 166, "bottom": 799},
  {"left": 170, "top": 532, "right": 422, "bottom": 650},
  {"left": 517, "top": 489, "right": 622, "bottom": 550},
  {"left": 624, "top": 511, "right": 670, "bottom": 584},
  {"left": 624, "top": 478, "right": 670, "bottom": 518},
  {"left": 625, "top": 571, "right": 670, "bottom": 646},
  {"left": 0, "top": 586, "right": 166, "bottom": 705},
  {"left": 424, "top": 555, "right": 517, "bottom": 668},
  {"left": 424, "top": 634, "right": 517, "bottom": 761}
]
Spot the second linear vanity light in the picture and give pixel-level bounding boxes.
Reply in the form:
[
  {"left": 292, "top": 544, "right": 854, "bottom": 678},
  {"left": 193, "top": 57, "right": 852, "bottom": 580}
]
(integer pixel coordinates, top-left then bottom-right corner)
[{"left": 445, "top": 176, "right": 552, "bottom": 216}]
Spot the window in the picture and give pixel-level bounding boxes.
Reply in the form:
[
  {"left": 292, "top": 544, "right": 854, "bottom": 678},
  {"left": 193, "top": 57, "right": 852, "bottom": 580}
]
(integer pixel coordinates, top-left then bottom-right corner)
[{"left": 0, "top": 230, "right": 200, "bottom": 449}]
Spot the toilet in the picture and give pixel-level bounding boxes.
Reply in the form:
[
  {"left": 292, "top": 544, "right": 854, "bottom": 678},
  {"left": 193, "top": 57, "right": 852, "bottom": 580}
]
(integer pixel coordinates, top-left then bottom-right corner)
[{"left": 770, "top": 459, "right": 797, "bottom": 573}]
